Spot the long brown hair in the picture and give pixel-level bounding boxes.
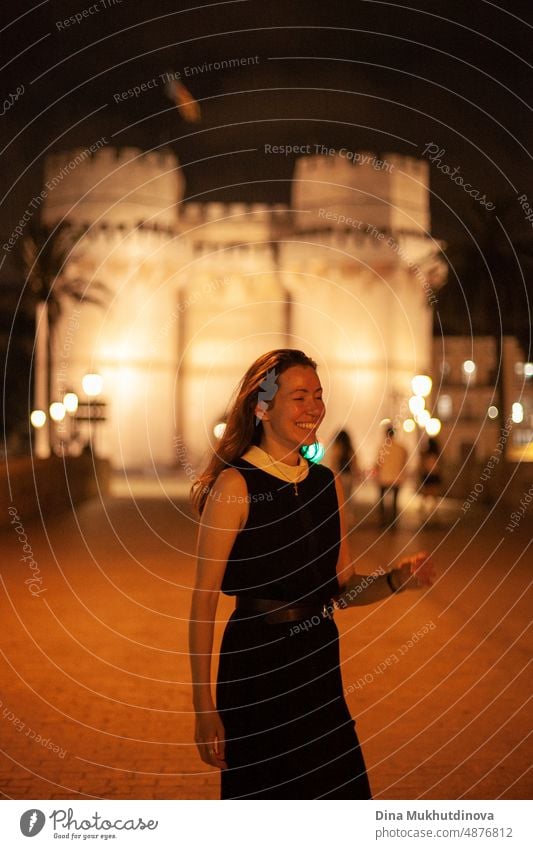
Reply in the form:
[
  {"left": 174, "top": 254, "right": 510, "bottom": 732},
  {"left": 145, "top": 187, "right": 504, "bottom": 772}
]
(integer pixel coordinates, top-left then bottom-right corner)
[{"left": 190, "top": 349, "right": 317, "bottom": 514}]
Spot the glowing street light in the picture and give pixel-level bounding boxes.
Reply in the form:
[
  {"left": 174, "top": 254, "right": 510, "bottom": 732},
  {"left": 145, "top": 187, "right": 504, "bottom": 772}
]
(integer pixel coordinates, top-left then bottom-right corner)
[
  {"left": 416, "top": 409, "right": 431, "bottom": 427},
  {"left": 76, "top": 376, "right": 107, "bottom": 458},
  {"left": 403, "top": 419, "right": 416, "bottom": 433},
  {"left": 411, "top": 374, "right": 432, "bottom": 397},
  {"left": 463, "top": 359, "right": 476, "bottom": 375},
  {"left": 30, "top": 410, "right": 46, "bottom": 428},
  {"left": 213, "top": 422, "right": 226, "bottom": 439},
  {"left": 512, "top": 402, "right": 524, "bottom": 424},
  {"left": 408, "top": 395, "right": 425, "bottom": 416},
  {"left": 82, "top": 373, "right": 103, "bottom": 397},
  {"left": 63, "top": 392, "right": 79, "bottom": 414},
  {"left": 488, "top": 405, "right": 498, "bottom": 419},
  {"left": 425, "top": 417, "right": 442, "bottom": 436},
  {"left": 49, "top": 402, "right": 66, "bottom": 422}
]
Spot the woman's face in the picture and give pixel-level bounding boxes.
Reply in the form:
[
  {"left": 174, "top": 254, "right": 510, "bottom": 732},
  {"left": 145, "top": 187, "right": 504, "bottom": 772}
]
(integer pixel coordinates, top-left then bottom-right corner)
[{"left": 261, "top": 365, "right": 325, "bottom": 449}]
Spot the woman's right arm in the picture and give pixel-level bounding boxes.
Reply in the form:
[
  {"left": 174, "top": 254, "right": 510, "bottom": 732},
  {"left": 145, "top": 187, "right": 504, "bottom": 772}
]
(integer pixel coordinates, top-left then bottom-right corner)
[{"left": 189, "top": 468, "right": 248, "bottom": 770}]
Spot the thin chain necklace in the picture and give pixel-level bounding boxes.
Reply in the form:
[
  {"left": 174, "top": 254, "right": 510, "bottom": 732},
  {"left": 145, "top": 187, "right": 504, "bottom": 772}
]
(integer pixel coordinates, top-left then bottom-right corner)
[{"left": 265, "top": 452, "right": 307, "bottom": 496}]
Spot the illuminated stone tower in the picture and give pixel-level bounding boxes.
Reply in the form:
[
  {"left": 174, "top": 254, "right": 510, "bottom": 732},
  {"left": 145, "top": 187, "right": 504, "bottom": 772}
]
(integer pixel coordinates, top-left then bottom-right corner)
[
  {"left": 286, "top": 152, "right": 443, "bottom": 462},
  {"left": 42, "top": 145, "right": 444, "bottom": 473},
  {"left": 42, "top": 146, "right": 183, "bottom": 469}
]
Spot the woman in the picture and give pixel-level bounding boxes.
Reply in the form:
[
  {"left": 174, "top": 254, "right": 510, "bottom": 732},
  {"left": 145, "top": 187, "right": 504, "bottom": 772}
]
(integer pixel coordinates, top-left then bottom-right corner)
[
  {"left": 328, "top": 429, "right": 360, "bottom": 522},
  {"left": 189, "top": 349, "right": 434, "bottom": 799}
]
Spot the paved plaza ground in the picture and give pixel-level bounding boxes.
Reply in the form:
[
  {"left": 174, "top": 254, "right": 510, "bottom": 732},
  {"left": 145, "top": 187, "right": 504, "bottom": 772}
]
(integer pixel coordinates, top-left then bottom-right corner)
[{"left": 0, "top": 478, "right": 531, "bottom": 800}]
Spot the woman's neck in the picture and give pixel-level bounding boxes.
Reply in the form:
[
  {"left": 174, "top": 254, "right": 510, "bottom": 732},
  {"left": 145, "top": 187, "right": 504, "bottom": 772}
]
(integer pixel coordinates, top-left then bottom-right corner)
[{"left": 258, "top": 438, "right": 301, "bottom": 466}]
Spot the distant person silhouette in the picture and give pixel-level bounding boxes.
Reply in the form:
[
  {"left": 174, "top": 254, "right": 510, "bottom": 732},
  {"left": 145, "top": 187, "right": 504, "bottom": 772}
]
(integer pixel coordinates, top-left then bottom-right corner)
[
  {"left": 419, "top": 437, "right": 442, "bottom": 520},
  {"left": 374, "top": 426, "right": 408, "bottom": 528},
  {"left": 328, "top": 430, "right": 360, "bottom": 521}
]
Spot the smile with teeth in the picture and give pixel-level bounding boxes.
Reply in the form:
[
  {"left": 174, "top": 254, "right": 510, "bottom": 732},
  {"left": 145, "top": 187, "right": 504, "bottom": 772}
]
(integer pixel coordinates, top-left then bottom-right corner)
[{"left": 296, "top": 422, "right": 317, "bottom": 430}]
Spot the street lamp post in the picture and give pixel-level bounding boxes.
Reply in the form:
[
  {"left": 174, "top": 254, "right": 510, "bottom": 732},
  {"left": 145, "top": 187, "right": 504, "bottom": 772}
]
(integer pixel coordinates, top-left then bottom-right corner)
[
  {"left": 63, "top": 391, "right": 79, "bottom": 451},
  {"left": 49, "top": 401, "right": 67, "bottom": 454},
  {"left": 405, "top": 373, "right": 441, "bottom": 440},
  {"left": 76, "top": 373, "right": 107, "bottom": 456},
  {"left": 31, "top": 376, "right": 107, "bottom": 458}
]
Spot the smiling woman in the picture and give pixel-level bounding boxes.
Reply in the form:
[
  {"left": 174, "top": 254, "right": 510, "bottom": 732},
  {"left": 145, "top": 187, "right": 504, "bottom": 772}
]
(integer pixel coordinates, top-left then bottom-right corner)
[{"left": 189, "top": 348, "right": 434, "bottom": 799}]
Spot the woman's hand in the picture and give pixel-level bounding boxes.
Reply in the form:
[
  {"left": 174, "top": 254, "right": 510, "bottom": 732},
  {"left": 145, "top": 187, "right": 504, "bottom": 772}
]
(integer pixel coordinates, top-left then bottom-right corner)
[
  {"left": 393, "top": 551, "right": 435, "bottom": 591},
  {"left": 194, "top": 707, "right": 228, "bottom": 770}
]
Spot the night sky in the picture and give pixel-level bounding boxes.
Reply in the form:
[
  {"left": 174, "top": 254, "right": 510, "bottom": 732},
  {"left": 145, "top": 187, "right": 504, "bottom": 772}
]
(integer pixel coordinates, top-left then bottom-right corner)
[{"left": 1, "top": 0, "right": 532, "bottom": 339}]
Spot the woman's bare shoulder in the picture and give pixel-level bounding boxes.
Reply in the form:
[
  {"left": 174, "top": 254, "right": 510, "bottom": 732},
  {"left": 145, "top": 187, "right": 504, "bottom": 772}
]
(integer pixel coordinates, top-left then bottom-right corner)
[
  {"left": 212, "top": 466, "right": 248, "bottom": 496},
  {"left": 199, "top": 466, "right": 249, "bottom": 530}
]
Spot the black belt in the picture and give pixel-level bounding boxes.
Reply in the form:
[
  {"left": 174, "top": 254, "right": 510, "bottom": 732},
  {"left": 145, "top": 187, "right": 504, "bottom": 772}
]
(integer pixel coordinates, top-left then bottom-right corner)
[{"left": 235, "top": 596, "right": 335, "bottom": 625}]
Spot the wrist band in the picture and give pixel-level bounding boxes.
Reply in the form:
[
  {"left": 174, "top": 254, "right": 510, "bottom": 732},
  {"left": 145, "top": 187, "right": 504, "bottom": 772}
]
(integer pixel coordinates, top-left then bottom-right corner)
[{"left": 386, "top": 571, "right": 399, "bottom": 594}]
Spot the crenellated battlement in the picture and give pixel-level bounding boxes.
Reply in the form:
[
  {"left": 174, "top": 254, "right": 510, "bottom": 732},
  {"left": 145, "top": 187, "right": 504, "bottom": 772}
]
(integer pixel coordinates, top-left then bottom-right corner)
[
  {"left": 292, "top": 152, "right": 429, "bottom": 235},
  {"left": 40, "top": 146, "right": 434, "bottom": 278},
  {"left": 42, "top": 145, "right": 182, "bottom": 229},
  {"left": 46, "top": 145, "right": 178, "bottom": 178},
  {"left": 294, "top": 151, "right": 427, "bottom": 177},
  {"left": 179, "top": 202, "right": 288, "bottom": 221},
  {"left": 76, "top": 219, "right": 177, "bottom": 240},
  {"left": 177, "top": 201, "right": 289, "bottom": 246}
]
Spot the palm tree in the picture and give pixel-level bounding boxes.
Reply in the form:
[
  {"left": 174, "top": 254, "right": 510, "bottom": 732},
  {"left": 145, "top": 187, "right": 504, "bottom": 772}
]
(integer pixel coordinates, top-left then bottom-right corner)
[
  {"left": 0, "top": 278, "right": 34, "bottom": 455},
  {"left": 18, "top": 221, "right": 109, "bottom": 452}
]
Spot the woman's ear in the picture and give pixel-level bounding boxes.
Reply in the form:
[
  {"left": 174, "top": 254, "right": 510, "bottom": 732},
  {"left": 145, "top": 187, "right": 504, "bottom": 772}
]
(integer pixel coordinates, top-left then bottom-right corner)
[{"left": 255, "top": 400, "right": 270, "bottom": 422}]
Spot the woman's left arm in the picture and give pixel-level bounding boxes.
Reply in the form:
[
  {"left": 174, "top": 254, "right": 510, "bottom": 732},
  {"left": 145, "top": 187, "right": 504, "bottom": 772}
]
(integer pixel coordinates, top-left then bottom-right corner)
[
  {"left": 334, "top": 475, "right": 356, "bottom": 589},
  {"left": 333, "top": 476, "right": 435, "bottom": 607}
]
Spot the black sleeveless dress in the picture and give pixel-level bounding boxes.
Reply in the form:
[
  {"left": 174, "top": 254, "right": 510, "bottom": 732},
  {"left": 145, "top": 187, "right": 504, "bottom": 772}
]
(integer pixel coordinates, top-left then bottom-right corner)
[{"left": 216, "top": 457, "right": 372, "bottom": 799}]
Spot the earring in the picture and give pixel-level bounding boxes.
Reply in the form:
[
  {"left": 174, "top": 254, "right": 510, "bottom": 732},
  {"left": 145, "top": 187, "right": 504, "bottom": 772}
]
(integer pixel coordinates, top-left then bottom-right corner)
[{"left": 255, "top": 400, "right": 268, "bottom": 424}]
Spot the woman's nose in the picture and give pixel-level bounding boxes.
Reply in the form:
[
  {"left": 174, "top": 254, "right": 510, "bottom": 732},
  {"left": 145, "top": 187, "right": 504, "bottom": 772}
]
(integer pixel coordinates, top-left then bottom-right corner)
[{"left": 308, "top": 398, "right": 324, "bottom": 415}]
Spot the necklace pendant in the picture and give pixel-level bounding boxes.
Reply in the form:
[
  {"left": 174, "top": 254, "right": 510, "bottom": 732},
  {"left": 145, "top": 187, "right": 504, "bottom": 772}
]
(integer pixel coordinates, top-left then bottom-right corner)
[{"left": 293, "top": 483, "right": 298, "bottom": 496}]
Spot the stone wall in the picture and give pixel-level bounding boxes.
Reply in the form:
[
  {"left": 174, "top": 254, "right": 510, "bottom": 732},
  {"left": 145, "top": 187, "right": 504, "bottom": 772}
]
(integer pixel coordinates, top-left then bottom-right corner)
[{"left": 0, "top": 454, "right": 111, "bottom": 529}]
